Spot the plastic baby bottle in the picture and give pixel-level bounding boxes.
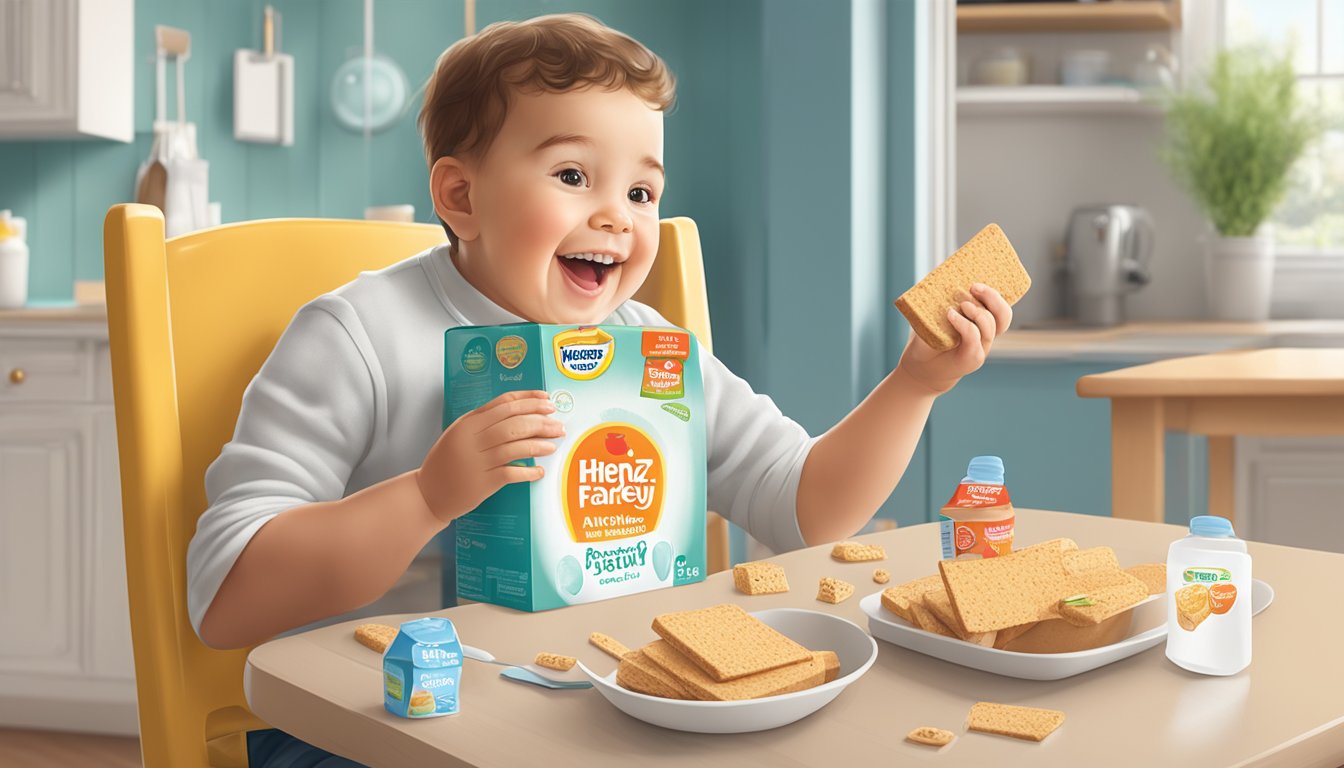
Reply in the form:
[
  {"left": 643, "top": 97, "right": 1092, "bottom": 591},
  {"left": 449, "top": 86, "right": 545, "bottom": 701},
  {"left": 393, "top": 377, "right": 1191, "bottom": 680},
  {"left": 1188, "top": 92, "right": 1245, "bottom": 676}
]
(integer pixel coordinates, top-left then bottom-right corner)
[
  {"left": 939, "top": 455, "right": 1014, "bottom": 560},
  {"left": 1166, "top": 515, "right": 1252, "bottom": 676}
]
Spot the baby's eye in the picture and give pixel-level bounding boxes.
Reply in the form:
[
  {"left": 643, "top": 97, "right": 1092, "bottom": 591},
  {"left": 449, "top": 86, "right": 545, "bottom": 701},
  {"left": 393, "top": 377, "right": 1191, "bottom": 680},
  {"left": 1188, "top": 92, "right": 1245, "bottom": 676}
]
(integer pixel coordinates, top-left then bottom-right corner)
[
  {"left": 557, "top": 168, "right": 587, "bottom": 187},
  {"left": 629, "top": 188, "right": 654, "bottom": 204}
]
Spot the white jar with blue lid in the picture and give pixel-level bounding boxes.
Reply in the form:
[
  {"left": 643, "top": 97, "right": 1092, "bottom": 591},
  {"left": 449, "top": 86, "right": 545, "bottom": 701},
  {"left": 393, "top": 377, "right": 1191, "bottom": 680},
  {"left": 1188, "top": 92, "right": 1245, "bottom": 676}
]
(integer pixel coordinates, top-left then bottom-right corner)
[{"left": 1166, "top": 515, "right": 1252, "bottom": 675}]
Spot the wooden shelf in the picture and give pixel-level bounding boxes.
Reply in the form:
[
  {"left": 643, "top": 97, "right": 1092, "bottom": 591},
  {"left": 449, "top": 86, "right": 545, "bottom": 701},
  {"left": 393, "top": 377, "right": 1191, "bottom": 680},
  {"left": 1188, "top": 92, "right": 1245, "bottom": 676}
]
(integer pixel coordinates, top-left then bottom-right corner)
[
  {"left": 957, "top": 1, "right": 1181, "bottom": 34},
  {"left": 957, "top": 85, "right": 1165, "bottom": 116}
]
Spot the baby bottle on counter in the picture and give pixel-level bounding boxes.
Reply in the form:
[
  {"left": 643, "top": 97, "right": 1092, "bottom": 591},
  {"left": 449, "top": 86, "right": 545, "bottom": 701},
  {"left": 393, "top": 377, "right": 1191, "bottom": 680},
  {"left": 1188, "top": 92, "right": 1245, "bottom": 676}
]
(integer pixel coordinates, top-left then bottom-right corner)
[
  {"left": 939, "top": 455, "right": 1015, "bottom": 560},
  {"left": 0, "top": 210, "right": 29, "bottom": 309},
  {"left": 1166, "top": 515, "right": 1252, "bottom": 676}
]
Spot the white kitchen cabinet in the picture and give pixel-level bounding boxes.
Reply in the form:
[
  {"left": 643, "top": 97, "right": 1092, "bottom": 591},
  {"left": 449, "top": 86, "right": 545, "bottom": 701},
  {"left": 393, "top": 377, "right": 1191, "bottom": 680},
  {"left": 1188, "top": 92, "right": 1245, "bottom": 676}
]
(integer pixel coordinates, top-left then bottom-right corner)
[
  {"left": 0, "top": 314, "right": 137, "bottom": 735},
  {"left": 0, "top": 0, "right": 134, "bottom": 142},
  {"left": 1236, "top": 436, "right": 1344, "bottom": 555}
]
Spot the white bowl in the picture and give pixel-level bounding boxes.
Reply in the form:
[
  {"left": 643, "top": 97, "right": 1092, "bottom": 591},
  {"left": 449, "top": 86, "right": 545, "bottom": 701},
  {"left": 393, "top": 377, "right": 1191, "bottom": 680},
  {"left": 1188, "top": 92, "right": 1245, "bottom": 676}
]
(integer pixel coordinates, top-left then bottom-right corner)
[{"left": 577, "top": 608, "right": 878, "bottom": 733}]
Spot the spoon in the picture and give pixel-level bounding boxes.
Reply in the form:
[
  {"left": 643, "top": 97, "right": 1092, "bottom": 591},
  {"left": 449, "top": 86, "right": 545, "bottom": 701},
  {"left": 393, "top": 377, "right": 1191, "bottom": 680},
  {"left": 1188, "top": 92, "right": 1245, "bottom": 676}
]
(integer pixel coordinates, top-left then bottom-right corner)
[
  {"left": 498, "top": 667, "right": 593, "bottom": 690},
  {"left": 461, "top": 644, "right": 592, "bottom": 689}
]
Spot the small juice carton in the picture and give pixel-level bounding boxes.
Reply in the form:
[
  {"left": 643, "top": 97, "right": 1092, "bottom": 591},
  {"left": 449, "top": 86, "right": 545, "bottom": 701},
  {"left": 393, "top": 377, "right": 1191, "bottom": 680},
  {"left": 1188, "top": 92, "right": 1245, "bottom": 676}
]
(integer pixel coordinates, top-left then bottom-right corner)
[
  {"left": 383, "top": 617, "right": 462, "bottom": 718},
  {"left": 444, "top": 324, "right": 707, "bottom": 611}
]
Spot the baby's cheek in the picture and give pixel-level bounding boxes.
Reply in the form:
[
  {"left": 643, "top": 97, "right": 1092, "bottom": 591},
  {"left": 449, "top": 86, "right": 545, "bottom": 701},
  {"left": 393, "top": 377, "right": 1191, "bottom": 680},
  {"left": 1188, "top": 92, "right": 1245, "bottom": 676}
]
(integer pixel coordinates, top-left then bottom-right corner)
[{"left": 514, "top": 198, "right": 570, "bottom": 247}]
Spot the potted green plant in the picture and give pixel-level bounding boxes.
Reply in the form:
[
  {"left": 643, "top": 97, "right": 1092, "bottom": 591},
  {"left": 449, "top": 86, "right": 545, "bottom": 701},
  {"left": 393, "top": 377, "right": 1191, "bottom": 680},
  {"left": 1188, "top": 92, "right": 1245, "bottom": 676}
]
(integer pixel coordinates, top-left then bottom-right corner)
[{"left": 1161, "top": 46, "right": 1323, "bottom": 321}]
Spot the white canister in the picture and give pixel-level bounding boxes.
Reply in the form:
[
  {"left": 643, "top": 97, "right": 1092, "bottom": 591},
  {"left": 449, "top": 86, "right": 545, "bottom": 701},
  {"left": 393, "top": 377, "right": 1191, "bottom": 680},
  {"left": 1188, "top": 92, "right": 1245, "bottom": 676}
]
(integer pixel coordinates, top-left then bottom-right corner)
[
  {"left": 1166, "top": 515, "right": 1252, "bottom": 676},
  {"left": 0, "top": 210, "right": 29, "bottom": 309}
]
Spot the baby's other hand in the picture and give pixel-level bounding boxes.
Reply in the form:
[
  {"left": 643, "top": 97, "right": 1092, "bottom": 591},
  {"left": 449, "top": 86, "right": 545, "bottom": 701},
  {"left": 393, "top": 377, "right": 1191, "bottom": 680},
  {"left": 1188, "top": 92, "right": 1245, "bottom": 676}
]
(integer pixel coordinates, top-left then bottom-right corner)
[
  {"left": 416, "top": 390, "right": 565, "bottom": 524},
  {"left": 896, "top": 283, "right": 1013, "bottom": 394}
]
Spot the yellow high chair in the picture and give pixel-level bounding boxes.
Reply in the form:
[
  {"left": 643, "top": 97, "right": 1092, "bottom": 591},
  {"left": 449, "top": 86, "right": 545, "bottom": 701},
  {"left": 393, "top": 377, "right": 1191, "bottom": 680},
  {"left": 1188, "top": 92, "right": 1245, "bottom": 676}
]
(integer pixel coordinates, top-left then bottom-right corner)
[{"left": 104, "top": 203, "right": 728, "bottom": 767}]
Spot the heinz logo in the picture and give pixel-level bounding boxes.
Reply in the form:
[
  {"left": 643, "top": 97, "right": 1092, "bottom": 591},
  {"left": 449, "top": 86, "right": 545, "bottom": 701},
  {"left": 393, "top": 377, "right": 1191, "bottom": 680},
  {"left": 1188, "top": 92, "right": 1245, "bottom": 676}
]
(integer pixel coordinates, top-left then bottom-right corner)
[
  {"left": 553, "top": 327, "right": 615, "bottom": 380},
  {"left": 563, "top": 423, "right": 665, "bottom": 542}
]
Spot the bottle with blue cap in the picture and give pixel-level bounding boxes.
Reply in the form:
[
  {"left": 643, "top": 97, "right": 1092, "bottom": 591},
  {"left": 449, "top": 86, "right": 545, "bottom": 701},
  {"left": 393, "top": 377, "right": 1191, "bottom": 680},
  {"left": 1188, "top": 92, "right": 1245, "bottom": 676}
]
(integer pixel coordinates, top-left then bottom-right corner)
[
  {"left": 940, "top": 455, "right": 1015, "bottom": 560},
  {"left": 1166, "top": 515, "right": 1252, "bottom": 675}
]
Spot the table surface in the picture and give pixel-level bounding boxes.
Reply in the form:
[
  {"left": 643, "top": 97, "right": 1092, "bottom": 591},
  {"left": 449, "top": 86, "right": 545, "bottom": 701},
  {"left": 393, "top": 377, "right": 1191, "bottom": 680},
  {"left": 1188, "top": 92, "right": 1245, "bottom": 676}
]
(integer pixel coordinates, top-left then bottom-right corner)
[
  {"left": 245, "top": 509, "right": 1344, "bottom": 768},
  {"left": 1076, "top": 348, "right": 1344, "bottom": 397}
]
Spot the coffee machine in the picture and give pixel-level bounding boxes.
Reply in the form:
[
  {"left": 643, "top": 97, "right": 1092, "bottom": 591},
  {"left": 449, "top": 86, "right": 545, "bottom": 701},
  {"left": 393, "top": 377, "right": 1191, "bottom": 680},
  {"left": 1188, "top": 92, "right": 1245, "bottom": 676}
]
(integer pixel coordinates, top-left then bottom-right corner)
[{"left": 1063, "top": 205, "right": 1154, "bottom": 326}]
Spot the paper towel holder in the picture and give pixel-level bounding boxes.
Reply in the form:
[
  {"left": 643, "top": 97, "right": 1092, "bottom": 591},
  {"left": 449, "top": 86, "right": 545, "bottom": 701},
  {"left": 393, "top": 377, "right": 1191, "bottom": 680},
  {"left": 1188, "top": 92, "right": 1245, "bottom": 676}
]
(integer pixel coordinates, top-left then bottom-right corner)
[{"left": 234, "top": 6, "right": 294, "bottom": 145}]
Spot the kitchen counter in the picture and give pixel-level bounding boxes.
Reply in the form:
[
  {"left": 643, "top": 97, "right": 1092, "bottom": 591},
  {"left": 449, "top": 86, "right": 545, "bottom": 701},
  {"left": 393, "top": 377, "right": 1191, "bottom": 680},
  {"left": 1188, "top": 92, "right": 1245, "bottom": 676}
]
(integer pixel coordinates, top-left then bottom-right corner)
[
  {"left": 0, "top": 304, "right": 108, "bottom": 339},
  {"left": 992, "top": 320, "right": 1344, "bottom": 362}
]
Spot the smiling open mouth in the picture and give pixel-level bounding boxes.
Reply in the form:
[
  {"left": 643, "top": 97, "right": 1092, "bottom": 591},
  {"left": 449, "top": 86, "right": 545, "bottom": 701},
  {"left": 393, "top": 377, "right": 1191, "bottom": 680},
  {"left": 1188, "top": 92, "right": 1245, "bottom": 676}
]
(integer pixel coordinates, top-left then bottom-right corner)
[{"left": 558, "top": 252, "right": 619, "bottom": 292}]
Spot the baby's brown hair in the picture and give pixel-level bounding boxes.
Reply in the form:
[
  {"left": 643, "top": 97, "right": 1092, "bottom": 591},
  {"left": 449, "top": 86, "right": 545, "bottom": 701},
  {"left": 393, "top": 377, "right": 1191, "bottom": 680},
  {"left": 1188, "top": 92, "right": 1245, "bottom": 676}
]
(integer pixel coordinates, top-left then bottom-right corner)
[{"left": 418, "top": 13, "right": 677, "bottom": 242}]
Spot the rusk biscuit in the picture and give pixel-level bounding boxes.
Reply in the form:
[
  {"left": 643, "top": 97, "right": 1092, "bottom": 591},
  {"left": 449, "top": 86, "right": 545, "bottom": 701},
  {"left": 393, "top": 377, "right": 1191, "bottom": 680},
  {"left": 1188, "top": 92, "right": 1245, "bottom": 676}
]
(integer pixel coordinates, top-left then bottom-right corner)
[
  {"left": 589, "top": 631, "right": 631, "bottom": 660},
  {"left": 1055, "top": 575, "right": 1151, "bottom": 627},
  {"left": 651, "top": 603, "right": 811, "bottom": 682},
  {"left": 617, "top": 650, "right": 695, "bottom": 700},
  {"left": 641, "top": 640, "right": 832, "bottom": 701},
  {"left": 895, "top": 223, "right": 1032, "bottom": 352},
  {"left": 907, "top": 598, "right": 959, "bottom": 638},
  {"left": 968, "top": 702, "right": 1065, "bottom": 742},
  {"left": 939, "top": 543, "right": 1072, "bottom": 633},
  {"left": 534, "top": 652, "right": 577, "bottom": 671},
  {"left": 1063, "top": 546, "right": 1120, "bottom": 575},
  {"left": 816, "top": 577, "right": 855, "bottom": 604},
  {"left": 355, "top": 623, "right": 398, "bottom": 654},
  {"left": 923, "top": 588, "right": 997, "bottom": 646},
  {"left": 880, "top": 575, "right": 946, "bottom": 623},
  {"left": 906, "top": 727, "right": 955, "bottom": 747},
  {"left": 733, "top": 561, "right": 790, "bottom": 595},
  {"left": 1125, "top": 563, "right": 1167, "bottom": 595},
  {"left": 831, "top": 542, "right": 887, "bottom": 562}
]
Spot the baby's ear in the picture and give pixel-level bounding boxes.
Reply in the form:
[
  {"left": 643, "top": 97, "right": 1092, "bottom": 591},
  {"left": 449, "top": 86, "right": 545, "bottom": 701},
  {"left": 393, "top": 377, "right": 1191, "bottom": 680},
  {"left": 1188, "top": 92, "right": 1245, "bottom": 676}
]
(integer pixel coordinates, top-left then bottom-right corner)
[{"left": 430, "top": 156, "right": 479, "bottom": 242}]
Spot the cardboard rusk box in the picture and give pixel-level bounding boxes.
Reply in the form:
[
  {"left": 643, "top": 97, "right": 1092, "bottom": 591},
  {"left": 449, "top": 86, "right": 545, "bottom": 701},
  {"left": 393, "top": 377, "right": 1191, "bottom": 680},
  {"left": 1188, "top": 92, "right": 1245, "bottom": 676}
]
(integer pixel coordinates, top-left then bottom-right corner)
[{"left": 444, "top": 324, "right": 707, "bottom": 611}]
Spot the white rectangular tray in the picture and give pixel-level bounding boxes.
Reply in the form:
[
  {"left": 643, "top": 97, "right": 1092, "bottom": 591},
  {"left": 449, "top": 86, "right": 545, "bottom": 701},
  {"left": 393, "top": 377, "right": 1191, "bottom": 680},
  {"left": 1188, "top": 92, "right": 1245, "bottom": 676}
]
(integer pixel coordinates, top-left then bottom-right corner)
[{"left": 859, "top": 579, "right": 1273, "bottom": 680}]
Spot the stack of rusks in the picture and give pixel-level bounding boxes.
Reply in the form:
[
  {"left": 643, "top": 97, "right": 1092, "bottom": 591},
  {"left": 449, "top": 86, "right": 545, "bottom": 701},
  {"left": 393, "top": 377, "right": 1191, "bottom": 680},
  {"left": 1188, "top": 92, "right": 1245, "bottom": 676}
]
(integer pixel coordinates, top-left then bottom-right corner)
[
  {"left": 610, "top": 604, "right": 840, "bottom": 700},
  {"left": 881, "top": 538, "right": 1166, "bottom": 653}
]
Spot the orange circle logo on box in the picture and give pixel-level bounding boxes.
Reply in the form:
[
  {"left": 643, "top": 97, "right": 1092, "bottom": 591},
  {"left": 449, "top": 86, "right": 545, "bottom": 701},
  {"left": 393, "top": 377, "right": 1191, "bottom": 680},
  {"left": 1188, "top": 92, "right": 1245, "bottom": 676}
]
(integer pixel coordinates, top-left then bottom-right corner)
[
  {"left": 1208, "top": 583, "right": 1237, "bottom": 614},
  {"left": 495, "top": 335, "right": 527, "bottom": 369},
  {"left": 562, "top": 422, "right": 664, "bottom": 543}
]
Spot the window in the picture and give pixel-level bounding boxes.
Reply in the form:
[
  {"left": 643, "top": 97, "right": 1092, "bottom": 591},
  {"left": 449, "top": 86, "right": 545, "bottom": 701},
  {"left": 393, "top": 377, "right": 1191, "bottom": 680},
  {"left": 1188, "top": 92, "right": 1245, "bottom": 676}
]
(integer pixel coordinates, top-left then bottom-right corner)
[{"left": 1222, "top": 0, "right": 1344, "bottom": 254}]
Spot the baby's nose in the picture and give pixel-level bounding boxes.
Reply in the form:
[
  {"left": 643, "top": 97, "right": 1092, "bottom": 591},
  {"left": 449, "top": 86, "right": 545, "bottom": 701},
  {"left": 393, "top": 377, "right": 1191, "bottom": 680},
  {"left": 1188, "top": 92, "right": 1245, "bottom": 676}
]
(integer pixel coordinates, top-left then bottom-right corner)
[{"left": 590, "top": 206, "right": 632, "bottom": 234}]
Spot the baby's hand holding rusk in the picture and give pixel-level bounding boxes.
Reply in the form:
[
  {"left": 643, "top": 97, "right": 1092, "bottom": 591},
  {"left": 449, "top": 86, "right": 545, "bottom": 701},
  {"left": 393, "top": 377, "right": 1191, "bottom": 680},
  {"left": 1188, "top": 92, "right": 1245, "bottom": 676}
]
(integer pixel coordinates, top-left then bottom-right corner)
[
  {"left": 892, "top": 223, "right": 1027, "bottom": 394},
  {"left": 416, "top": 389, "right": 565, "bottom": 524}
]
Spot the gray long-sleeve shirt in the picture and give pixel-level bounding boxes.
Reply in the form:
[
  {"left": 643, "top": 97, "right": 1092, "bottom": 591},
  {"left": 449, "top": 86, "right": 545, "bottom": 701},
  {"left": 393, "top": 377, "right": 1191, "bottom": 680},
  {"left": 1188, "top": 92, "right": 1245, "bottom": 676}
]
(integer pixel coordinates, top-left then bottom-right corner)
[{"left": 186, "top": 244, "right": 818, "bottom": 638}]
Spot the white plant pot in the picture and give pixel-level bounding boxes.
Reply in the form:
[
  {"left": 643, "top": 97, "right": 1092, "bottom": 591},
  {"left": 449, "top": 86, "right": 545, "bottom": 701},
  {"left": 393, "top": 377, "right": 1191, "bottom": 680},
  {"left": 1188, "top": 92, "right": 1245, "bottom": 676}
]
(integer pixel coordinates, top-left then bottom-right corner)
[{"left": 1204, "top": 230, "right": 1274, "bottom": 322}]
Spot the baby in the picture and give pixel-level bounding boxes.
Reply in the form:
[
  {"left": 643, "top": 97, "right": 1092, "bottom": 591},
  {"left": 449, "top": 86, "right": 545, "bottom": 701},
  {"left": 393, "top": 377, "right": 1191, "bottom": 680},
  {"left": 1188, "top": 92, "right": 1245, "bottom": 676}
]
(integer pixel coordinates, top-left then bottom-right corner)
[{"left": 189, "top": 13, "right": 1011, "bottom": 657}]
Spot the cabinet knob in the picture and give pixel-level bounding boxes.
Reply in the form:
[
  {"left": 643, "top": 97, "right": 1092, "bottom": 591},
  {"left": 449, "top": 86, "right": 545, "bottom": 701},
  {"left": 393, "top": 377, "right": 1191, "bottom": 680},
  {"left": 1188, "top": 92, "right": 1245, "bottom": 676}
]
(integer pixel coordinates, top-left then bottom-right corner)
[{"left": 9, "top": 368, "right": 24, "bottom": 385}]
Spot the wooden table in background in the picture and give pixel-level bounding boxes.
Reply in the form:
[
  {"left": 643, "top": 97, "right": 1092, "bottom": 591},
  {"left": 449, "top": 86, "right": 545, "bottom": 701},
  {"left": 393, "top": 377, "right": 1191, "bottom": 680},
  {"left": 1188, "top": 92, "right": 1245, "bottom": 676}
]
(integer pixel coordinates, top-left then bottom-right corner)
[{"left": 1077, "top": 348, "right": 1344, "bottom": 525}]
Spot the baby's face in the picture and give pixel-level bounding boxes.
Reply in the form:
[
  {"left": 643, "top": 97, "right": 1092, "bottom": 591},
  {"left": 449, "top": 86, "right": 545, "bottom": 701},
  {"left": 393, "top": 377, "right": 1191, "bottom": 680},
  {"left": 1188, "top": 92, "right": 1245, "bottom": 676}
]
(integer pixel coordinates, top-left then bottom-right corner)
[{"left": 460, "top": 87, "right": 665, "bottom": 324}]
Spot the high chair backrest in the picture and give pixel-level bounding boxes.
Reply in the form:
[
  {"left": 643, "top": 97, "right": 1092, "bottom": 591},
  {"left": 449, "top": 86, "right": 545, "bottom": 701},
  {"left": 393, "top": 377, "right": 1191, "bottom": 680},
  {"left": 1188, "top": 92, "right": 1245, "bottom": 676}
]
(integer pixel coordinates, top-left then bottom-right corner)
[{"left": 103, "top": 204, "right": 721, "bottom": 767}]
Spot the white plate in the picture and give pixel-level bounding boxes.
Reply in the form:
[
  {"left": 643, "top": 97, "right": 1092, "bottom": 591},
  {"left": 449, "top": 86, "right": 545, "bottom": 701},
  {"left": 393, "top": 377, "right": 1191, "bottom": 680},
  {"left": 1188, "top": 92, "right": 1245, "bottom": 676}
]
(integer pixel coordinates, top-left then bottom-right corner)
[
  {"left": 577, "top": 608, "right": 878, "bottom": 733},
  {"left": 860, "top": 579, "right": 1274, "bottom": 681}
]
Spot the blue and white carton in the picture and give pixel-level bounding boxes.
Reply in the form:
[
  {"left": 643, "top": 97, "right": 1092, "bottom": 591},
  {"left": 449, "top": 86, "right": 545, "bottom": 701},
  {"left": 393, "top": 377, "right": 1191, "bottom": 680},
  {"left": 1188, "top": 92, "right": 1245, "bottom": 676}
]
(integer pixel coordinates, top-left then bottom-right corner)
[{"left": 383, "top": 617, "right": 462, "bottom": 718}]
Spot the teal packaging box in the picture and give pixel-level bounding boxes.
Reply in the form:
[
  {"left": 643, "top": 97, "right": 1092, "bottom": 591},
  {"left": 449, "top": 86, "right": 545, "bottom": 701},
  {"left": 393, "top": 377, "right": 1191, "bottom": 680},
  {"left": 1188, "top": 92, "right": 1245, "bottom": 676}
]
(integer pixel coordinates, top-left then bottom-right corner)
[{"left": 444, "top": 324, "right": 707, "bottom": 611}]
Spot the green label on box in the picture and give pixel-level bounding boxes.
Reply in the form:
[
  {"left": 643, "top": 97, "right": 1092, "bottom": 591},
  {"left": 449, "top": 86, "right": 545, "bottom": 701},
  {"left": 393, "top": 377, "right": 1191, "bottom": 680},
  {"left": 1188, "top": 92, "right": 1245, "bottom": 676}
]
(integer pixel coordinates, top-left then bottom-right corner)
[{"left": 661, "top": 403, "right": 691, "bottom": 421}]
